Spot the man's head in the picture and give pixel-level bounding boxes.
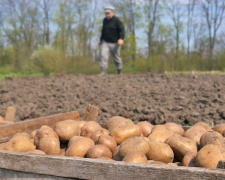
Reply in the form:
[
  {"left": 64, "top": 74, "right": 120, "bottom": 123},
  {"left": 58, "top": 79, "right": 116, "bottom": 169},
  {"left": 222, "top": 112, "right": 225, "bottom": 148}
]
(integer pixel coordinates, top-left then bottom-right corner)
[{"left": 104, "top": 6, "right": 115, "bottom": 19}]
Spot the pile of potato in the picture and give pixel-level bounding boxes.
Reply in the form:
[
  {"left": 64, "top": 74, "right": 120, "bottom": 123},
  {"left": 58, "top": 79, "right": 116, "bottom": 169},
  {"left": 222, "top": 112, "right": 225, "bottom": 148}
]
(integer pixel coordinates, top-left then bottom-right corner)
[{"left": 1, "top": 116, "right": 225, "bottom": 169}]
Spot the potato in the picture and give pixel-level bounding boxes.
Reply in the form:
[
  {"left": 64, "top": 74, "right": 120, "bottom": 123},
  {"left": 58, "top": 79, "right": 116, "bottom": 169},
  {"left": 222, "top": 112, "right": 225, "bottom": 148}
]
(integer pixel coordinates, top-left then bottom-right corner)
[
  {"left": 101, "top": 128, "right": 110, "bottom": 135},
  {"left": 184, "top": 126, "right": 207, "bottom": 144},
  {"left": 166, "top": 135, "right": 197, "bottom": 162},
  {"left": 68, "top": 136, "right": 85, "bottom": 147},
  {"left": 111, "top": 124, "right": 142, "bottom": 144},
  {"left": 164, "top": 134, "right": 181, "bottom": 144},
  {"left": 194, "top": 122, "right": 212, "bottom": 131},
  {"left": 86, "top": 144, "right": 112, "bottom": 159},
  {"left": 148, "top": 129, "right": 174, "bottom": 142},
  {"left": 118, "top": 137, "right": 150, "bottom": 159},
  {"left": 66, "top": 138, "right": 94, "bottom": 157},
  {"left": 38, "top": 136, "right": 60, "bottom": 155},
  {"left": 80, "top": 121, "right": 102, "bottom": 138},
  {"left": 107, "top": 116, "right": 127, "bottom": 127},
  {"left": 123, "top": 152, "right": 148, "bottom": 164},
  {"left": 30, "top": 130, "right": 37, "bottom": 139},
  {"left": 91, "top": 129, "right": 110, "bottom": 143},
  {"left": 90, "top": 130, "right": 102, "bottom": 143},
  {"left": 137, "top": 121, "right": 153, "bottom": 137},
  {"left": 146, "top": 141, "right": 174, "bottom": 163},
  {"left": 182, "top": 152, "right": 197, "bottom": 167},
  {"left": 151, "top": 125, "right": 168, "bottom": 133},
  {"left": 54, "top": 120, "right": 80, "bottom": 142},
  {"left": 90, "top": 128, "right": 110, "bottom": 143},
  {"left": 213, "top": 124, "right": 225, "bottom": 134},
  {"left": 219, "top": 148, "right": 225, "bottom": 160},
  {"left": 4, "top": 136, "right": 35, "bottom": 152},
  {"left": 34, "top": 125, "right": 59, "bottom": 147},
  {"left": 26, "top": 150, "right": 46, "bottom": 155},
  {"left": 200, "top": 131, "right": 225, "bottom": 149},
  {"left": 0, "top": 143, "right": 6, "bottom": 150},
  {"left": 74, "top": 121, "right": 87, "bottom": 130},
  {"left": 196, "top": 144, "right": 224, "bottom": 168},
  {"left": 147, "top": 160, "right": 166, "bottom": 165},
  {"left": 98, "top": 134, "right": 117, "bottom": 152},
  {"left": 106, "top": 116, "right": 134, "bottom": 132},
  {"left": 13, "top": 133, "right": 31, "bottom": 139},
  {"left": 165, "top": 123, "right": 185, "bottom": 136}
]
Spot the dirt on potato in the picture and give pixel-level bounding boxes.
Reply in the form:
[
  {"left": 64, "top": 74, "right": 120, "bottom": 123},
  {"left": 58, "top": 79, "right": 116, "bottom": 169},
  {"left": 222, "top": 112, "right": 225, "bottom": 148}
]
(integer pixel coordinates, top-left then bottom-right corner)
[{"left": 0, "top": 73, "right": 225, "bottom": 125}]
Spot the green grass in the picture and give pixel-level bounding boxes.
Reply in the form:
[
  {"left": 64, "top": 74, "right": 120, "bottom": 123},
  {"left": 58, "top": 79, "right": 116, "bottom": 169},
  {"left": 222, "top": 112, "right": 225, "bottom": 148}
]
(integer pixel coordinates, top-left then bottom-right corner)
[
  {"left": 0, "top": 62, "right": 224, "bottom": 79},
  {"left": 0, "top": 73, "right": 44, "bottom": 79},
  {"left": 0, "top": 65, "right": 48, "bottom": 79},
  {"left": 0, "top": 65, "right": 43, "bottom": 79},
  {"left": 0, "top": 70, "right": 224, "bottom": 79},
  {"left": 165, "top": 71, "right": 225, "bottom": 76}
]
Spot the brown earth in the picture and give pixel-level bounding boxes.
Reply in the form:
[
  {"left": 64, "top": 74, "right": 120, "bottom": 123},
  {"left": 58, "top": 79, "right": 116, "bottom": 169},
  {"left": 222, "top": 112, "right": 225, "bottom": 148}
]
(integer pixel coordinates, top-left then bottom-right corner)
[{"left": 0, "top": 73, "right": 225, "bottom": 125}]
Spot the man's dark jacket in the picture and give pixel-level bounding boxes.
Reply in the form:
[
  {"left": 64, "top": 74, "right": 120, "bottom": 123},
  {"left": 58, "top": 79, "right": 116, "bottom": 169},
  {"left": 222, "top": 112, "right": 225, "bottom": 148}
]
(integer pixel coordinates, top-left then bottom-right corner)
[{"left": 100, "top": 16, "right": 125, "bottom": 43}]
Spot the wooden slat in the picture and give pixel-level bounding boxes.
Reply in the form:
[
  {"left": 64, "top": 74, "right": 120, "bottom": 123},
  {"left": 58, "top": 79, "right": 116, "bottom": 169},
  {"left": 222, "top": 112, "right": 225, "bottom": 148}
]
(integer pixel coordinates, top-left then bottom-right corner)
[
  {"left": 0, "top": 121, "right": 13, "bottom": 126},
  {"left": 5, "top": 106, "right": 17, "bottom": 122},
  {"left": 0, "top": 143, "right": 6, "bottom": 150},
  {"left": 0, "top": 168, "right": 76, "bottom": 180},
  {"left": 0, "top": 151, "right": 225, "bottom": 180},
  {"left": 0, "top": 111, "right": 80, "bottom": 143},
  {"left": 83, "top": 104, "right": 99, "bottom": 121},
  {"left": 0, "top": 116, "right": 4, "bottom": 121}
]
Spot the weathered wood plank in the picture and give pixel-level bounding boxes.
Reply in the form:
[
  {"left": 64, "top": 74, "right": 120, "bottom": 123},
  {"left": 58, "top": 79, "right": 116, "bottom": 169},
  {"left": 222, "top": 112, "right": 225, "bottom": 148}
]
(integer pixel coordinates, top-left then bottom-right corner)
[
  {"left": 0, "top": 143, "right": 6, "bottom": 150},
  {"left": 0, "top": 116, "right": 4, "bottom": 121},
  {"left": 0, "top": 151, "right": 224, "bottom": 180},
  {"left": 83, "top": 104, "right": 99, "bottom": 121},
  {"left": 0, "top": 111, "right": 80, "bottom": 143},
  {"left": 0, "top": 168, "right": 77, "bottom": 180},
  {"left": 5, "top": 106, "right": 17, "bottom": 122},
  {"left": 0, "top": 121, "right": 13, "bottom": 126}
]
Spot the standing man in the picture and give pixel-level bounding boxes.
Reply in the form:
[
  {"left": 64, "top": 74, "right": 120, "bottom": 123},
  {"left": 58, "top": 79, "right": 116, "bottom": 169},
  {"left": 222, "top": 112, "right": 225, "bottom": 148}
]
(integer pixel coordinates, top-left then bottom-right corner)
[{"left": 99, "top": 6, "right": 125, "bottom": 76}]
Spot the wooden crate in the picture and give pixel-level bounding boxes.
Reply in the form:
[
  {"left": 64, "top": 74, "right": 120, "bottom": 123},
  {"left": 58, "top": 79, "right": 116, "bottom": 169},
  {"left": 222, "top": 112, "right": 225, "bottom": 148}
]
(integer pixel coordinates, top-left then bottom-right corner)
[
  {"left": 0, "top": 111, "right": 80, "bottom": 143},
  {"left": 0, "top": 112, "right": 225, "bottom": 180},
  {"left": 0, "top": 106, "right": 17, "bottom": 126}
]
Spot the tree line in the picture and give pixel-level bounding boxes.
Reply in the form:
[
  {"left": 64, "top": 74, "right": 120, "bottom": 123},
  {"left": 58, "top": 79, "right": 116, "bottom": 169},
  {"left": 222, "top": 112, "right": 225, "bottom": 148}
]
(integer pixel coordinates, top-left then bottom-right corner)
[{"left": 0, "top": 0, "right": 225, "bottom": 75}]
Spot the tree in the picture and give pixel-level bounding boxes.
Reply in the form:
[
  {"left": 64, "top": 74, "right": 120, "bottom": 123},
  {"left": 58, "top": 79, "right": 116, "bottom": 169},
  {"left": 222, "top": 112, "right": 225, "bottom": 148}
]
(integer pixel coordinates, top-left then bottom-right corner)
[
  {"left": 37, "top": 0, "right": 56, "bottom": 45},
  {"left": 167, "top": 0, "right": 184, "bottom": 70},
  {"left": 186, "top": 0, "right": 196, "bottom": 58},
  {"left": 199, "top": 0, "right": 225, "bottom": 68},
  {"left": 74, "top": 0, "right": 99, "bottom": 57},
  {"left": 54, "top": 0, "right": 99, "bottom": 57},
  {"left": 143, "top": 0, "right": 161, "bottom": 57},
  {"left": 1, "top": 0, "right": 42, "bottom": 68},
  {"left": 0, "top": 10, "right": 4, "bottom": 65},
  {"left": 54, "top": 0, "right": 76, "bottom": 53}
]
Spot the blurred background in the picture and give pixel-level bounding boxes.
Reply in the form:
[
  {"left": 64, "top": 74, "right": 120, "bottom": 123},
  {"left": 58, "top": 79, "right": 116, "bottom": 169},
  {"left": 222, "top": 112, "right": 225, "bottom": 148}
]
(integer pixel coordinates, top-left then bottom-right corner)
[{"left": 0, "top": 0, "right": 225, "bottom": 76}]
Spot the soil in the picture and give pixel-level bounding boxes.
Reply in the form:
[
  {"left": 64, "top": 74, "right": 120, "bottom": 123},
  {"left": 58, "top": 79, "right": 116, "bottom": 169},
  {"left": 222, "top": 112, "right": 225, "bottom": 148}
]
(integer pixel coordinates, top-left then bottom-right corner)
[{"left": 0, "top": 73, "right": 225, "bottom": 125}]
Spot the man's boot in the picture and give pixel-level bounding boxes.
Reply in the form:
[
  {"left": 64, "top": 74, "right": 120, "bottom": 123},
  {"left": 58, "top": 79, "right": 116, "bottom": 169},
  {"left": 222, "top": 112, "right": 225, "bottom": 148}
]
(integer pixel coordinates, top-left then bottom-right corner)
[
  {"left": 117, "top": 69, "right": 122, "bottom": 75},
  {"left": 99, "top": 68, "right": 107, "bottom": 76}
]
